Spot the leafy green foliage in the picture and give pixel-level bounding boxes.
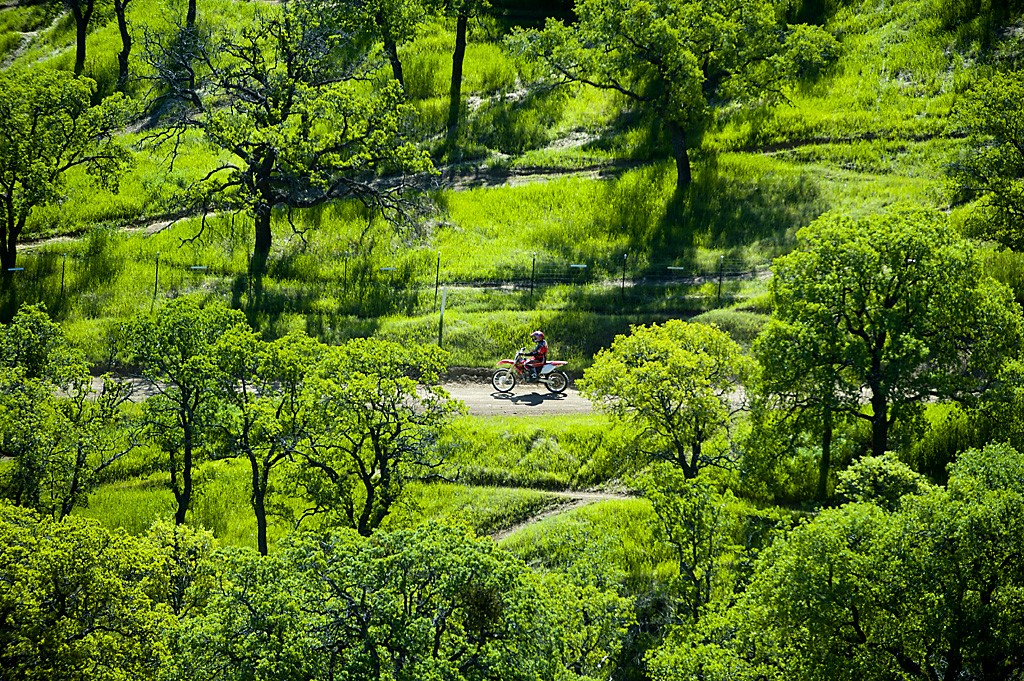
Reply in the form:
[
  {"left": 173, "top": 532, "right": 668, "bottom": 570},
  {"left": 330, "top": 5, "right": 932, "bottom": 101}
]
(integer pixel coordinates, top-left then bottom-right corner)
[
  {"left": 214, "top": 327, "right": 324, "bottom": 554},
  {"left": 169, "top": 522, "right": 629, "bottom": 681},
  {"left": 146, "top": 0, "right": 433, "bottom": 256},
  {"left": 123, "top": 297, "right": 248, "bottom": 524},
  {"left": 145, "top": 518, "right": 214, "bottom": 616},
  {"left": 0, "top": 503, "right": 171, "bottom": 680},
  {"left": 650, "top": 442, "right": 1024, "bottom": 681},
  {"left": 579, "top": 320, "right": 754, "bottom": 478},
  {"left": 635, "top": 464, "right": 739, "bottom": 623},
  {"left": 0, "top": 305, "right": 138, "bottom": 519},
  {"left": 834, "top": 453, "right": 934, "bottom": 510},
  {"left": 511, "top": 0, "right": 837, "bottom": 188},
  {"left": 949, "top": 70, "right": 1024, "bottom": 249}
]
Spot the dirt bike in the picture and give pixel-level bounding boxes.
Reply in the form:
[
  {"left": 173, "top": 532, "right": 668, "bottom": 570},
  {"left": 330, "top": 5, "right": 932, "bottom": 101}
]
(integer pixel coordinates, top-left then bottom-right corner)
[{"left": 491, "top": 349, "right": 569, "bottom": 394}]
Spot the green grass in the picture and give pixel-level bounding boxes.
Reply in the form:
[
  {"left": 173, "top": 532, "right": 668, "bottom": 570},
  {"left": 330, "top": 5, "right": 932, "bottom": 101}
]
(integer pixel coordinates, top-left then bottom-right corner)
[
  {"left": 690, "top": 308, "right": 770, "bottom": 351},
  {"left": 79, "top": 455, "right": 564, "bottom": 548},
  {"left": 442, "top": 414, "right": 636, "bottom": 490},
  {"left": 499, "top": 497, "right": 677, "bottom": 588},
  {"left": 76, "top": 472, "right": 176, "bottom": 536}
]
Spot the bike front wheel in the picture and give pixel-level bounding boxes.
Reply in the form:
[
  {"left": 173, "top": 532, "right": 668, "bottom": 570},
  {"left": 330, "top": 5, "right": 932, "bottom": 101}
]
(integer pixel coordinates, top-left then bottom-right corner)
[
  {"left": 492, "top": 368, "right": 516, "bottom": 393},
  {"left": 545, "top": 371, "right": 569, "bottom": 394}
]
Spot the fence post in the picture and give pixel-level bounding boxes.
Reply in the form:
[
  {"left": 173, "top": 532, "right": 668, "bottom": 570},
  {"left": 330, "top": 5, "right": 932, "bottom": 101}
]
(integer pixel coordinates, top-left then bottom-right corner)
[
  {"left": 621, "top": 252, "right": 627, "bottom": 297},
  {"left": 438, "top": 287, "right": 447, "bottom": 348},
  {"left": 530, "top": 253, "right": 536, "bottom": 298},
  {"left": 717, "top": 255, "right": 724, "bottom": 306},
  {"left": 342, "top": 252, "right": 349, "bottom": 298},
  {"left": 433, "top": 251, "right": 441, "bottom": 312},
  {"left": 151, "top": 251, "right": 160, "bottom": 311}
]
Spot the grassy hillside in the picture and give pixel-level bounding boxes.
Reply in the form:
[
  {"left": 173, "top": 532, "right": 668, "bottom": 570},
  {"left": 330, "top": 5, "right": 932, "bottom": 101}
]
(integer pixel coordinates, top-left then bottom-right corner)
[{"left": 1, "top": 0, "right": 1021, "bottom": 361}]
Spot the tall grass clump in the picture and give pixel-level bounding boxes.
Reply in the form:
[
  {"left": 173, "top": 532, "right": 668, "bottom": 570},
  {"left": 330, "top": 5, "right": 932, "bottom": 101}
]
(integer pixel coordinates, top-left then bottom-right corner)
[{"left": 441, "top": 414, "right": 635, "bottom": 490}]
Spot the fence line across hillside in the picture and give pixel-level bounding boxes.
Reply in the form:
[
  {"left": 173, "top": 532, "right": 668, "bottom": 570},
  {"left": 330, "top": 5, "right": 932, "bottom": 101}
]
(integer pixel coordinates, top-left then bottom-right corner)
[{"left": 1, "top": 248, "right": 773, "bottom": 316}]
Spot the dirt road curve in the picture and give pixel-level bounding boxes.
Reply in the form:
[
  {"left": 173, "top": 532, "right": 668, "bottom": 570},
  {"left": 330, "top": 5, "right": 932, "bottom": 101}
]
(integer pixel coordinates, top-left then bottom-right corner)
[
  {"left": 491, "top": 490, "right": 628, "bottom": 541},
  {"left": 91, "top": 376, "right": 593, "bottom": 417}
]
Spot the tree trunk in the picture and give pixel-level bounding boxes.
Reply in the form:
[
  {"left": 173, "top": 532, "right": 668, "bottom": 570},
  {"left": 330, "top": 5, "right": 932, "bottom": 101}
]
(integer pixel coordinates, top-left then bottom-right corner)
[
  {"left": 668, "top": 121, "right": 692, "bottom": 192},
  {"left": 252, "top": 463, "right": 268, "bottom": 556},
  {"left": 254, "top": 203, "right": 272, "bottom": 258},
  {"left": 186, "top": 0, "right": 196, "bottom": 29},
  {"left": 174, "top": 424, "right": 194, "bottom": 525},
  {"left": 445, "top": 11, "right": 468, "bottom": 153},
  {"left": 817, "top": 406, "right": 833, "bottom": 500},
  {"left": 869, "top": 390, "right": 889, "bottom": 457},
  {"left": 1, "top": 240, "right": 16, "bottom": 272},
  {"left": 68, "top": 0, "right": 93, "bottom": 77},
  {"left": 379, "top": 14, "right": 404, "bottom": 88},
  {"left": 685, "top": 440, "right": 701, "bottom": 479},
  {"left": 357, "top": 475, "right": 374, "bottom": 537},
  {"left": 2, "top": 212, "right": 22, "bottom": 292},
  {"left": 114, "top": 0, "right": 131, "bottom": 92},
  {"left": 253, "top": 154, "right": 276, "bottom": 260},
  {"left": 60, "top": 446, "right": 88, "bottom": 520}
]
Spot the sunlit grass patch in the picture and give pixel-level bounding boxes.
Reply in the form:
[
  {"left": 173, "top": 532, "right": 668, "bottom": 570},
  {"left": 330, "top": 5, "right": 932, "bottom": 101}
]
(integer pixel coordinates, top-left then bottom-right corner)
[{"left": 385, "top": 482, "right": 562, "bottom": 536}]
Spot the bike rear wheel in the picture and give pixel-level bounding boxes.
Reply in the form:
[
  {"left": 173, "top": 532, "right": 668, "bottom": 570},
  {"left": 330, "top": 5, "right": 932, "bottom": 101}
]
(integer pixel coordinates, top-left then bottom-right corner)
[
  {"left": 492, "top": 368, "right": 516, "bottom": 393},
  {"left": 545, "top": 371, "right": 568, "bottom": 394}
]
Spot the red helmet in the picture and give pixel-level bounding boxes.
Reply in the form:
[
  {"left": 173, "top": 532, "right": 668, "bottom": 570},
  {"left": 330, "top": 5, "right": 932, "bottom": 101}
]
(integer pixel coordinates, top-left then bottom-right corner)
[{"left": 531, "top": 330, "right": 545, "bottom": 340}]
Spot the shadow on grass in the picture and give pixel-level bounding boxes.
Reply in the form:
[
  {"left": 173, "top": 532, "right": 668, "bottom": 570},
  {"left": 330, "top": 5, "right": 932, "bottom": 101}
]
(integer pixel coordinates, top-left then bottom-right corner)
[{"left": 654, "top": 156, "right": 824, "bottom": 257}]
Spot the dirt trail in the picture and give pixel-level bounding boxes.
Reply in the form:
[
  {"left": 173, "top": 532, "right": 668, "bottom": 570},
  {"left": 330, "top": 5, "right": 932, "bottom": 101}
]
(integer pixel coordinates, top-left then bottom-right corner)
[
  {"left": 491, "top": 490, "right": 631, "bottom": 542},
  {"left": 90, "top": 375, "right": 593, "bottom": 416},
  {"left": 444, "top": 379, "right": 592, "bottom": 416}
]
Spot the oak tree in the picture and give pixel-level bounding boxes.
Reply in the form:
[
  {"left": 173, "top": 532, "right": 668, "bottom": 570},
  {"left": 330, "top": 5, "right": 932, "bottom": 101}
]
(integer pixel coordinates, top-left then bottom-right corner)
[
  {"left": 766, "top": 205, "right": 1022, "bottom": 458},
  {"left": 0, "top": 305, "right": 136, "bottom": 519},
  {"left": 0, "top": 505, "right": 171, "bottom": 679},
  {"left": 146, "top": 0, "right": 432, "bottom": 263},
  {"left": 124, "top": 297, "right": 248, "bottom": 525},
  {"left": 511, "top": 0, "right": 837, "bottom": 191},
  {"left": 579, "top": 320, "right": 754, "bottom": 479},
  {"left": 0, "top": 71, "right": 135, "bottom": 274},
  {"left": 651, "top": 443, "right": 1024, "bottom": 681},
  {"left": 215, "top": 327, "right": 324, "bottom": 555},
  {"left": 295, "top": 338, "right": 463, "bottom": 536},
  {"left": 948, "top": 70, "right": 1024, "bottom": 249}
]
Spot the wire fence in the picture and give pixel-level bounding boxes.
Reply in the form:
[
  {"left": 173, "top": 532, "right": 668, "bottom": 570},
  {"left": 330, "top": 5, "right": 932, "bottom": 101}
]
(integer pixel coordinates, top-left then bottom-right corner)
[{"left": 3, "top": 248, "right": 772, "bottom": 320}]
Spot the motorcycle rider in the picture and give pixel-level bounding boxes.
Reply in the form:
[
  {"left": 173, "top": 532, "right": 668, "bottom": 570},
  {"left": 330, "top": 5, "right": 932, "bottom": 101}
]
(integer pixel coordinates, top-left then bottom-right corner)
[{"left": 525, "top": 330, "right": 548, "bottom": 380}]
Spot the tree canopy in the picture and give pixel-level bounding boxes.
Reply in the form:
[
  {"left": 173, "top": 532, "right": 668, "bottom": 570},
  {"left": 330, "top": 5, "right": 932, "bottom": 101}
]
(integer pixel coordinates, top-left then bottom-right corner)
[
  {"left": 650, "top": 442, "right": 1024, "bottom": 681},
  {"left": 147, "top": 0, "right": 432, "bottom": 262},
  {"left": 123, "top": 297, "right": 248, "bottom": 525},
  {"left": 0, "top": 305, "right": 136, "bottom": 520},
  {"left": 295, "top": 338, "right": 463, "bottom": 535},
  {"left": 0, "top": 504, "right": 171, "bottom": 680},
  {"left": 579, "top": 320, "right": 754, "bottom": 479}
]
